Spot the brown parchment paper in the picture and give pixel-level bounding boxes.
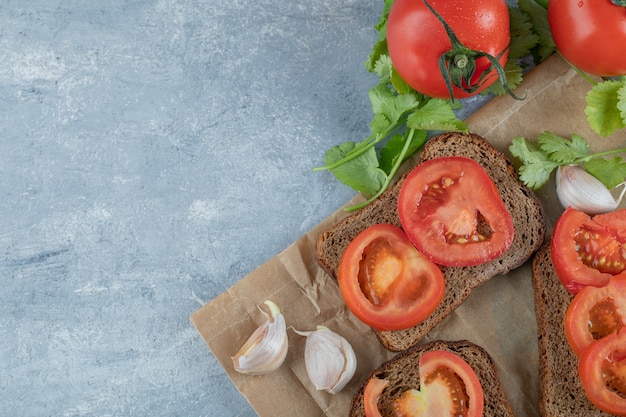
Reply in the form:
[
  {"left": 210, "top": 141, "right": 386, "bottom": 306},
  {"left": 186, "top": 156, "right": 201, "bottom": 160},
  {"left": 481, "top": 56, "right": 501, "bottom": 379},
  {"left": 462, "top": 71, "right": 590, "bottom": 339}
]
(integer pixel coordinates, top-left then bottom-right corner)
[{"left": 190, "top": 54, "right": 626, "bottom": 417}]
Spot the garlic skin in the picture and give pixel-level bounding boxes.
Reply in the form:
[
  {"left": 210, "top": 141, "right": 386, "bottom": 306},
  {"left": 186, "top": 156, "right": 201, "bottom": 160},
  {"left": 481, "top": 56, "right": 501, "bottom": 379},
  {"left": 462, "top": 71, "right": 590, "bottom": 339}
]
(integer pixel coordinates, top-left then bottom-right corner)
[
  {"left": 556, "top": 165, "right": 626, "bottom": 214},
  {"left": 232, "top": 300, "right": 288, "bottom": 375},
  {"left": 294, "top": 326, "right": 357, "bottom": 394}
]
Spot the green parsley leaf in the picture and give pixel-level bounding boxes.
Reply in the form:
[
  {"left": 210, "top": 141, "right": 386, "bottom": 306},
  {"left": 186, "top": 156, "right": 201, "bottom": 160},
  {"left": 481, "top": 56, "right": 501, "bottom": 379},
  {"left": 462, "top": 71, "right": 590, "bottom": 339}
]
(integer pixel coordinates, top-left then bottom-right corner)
[
  {"left": 509, "top": 136, "right": 560, "bottom": 189},
  {"left": 379, "top": 130, "right": 427, "bottom": 175},
  {"left": 510, "top": 132, "right": 626, "bottom": 191},
  {"left": 585, "top": 157, "right": 626, "bottom": 189},
  {"left": 368, "top": 84, "right": 419, "bottom": 123},
  {"left": 372, "top": 54, "right": 393, "bottom": 84},
  {"left": 537, "top": 131, "right": 589, "bottom": 163},
  {"left": 366, "top": 33, "right": 389, "bottom": 74},
  {"left": 406, "top": 99, "right": 468, "bottom": 132},
  {"left": 390, "top": 65, "right": 414, "bottom": 95},
  {"left": 517, "top": 0, "right": 555, "bottom": 61},
  {"left": 482, "top": 61, "right": 524, "bottom": 97},
  {"left": 365, "top": 0, "right": 392, "bottom": 72},
  {"left": 585, "top": 80, "right": 626, "bottom": 137},
  {"left": 508, "top": 7, "right": 539, "bottom": 60},
  {"left": 323, "top": 142, "right": 386, "bottom": 197}
]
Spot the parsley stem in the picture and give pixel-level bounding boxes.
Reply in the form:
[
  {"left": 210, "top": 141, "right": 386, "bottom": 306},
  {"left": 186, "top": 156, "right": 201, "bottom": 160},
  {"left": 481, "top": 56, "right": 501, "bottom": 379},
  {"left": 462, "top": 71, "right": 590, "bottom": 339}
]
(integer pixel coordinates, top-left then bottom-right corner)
[
  {"left": 345, "top": 128, "right": 417, "bottom": 212},
  {"left": 558, "top": 52, "right": 598, "bottom": 86},
  {"left": 312, "top": 123, "right": 402, "bottom": 172},
  {"left": 311, "top": 132, "right": 382, "bottom": 172},
  {"left": 582, "top": 147, "right": 626, "bottom": 161}
]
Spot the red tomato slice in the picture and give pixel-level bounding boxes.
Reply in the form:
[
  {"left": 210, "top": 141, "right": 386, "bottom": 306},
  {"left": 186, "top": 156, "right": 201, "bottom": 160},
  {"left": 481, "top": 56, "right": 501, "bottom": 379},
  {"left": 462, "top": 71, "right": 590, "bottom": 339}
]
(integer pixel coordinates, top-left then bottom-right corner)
[
  {"left": 337, "top": 224, "right": 445, "bottom": 331},
  {"left": 362, "top": 351, "right": 484, "bottom": 417},
  {"left": 397, "top": 156, "right": 514, "bottom": 267},
  {"left": 363, "top": 378, "right": 388, "bottom": 417},
  {"left": 393, "top": 350, "right": 484, "bottom": 417},
  {"left": 551, "top": 207, "right": 626, "bottom": 294},
  {"left": 564, "top": 273, "right": 626, "bottom": 356},
  {"left": 578, "top": 330, "right": 626, "bottom": 416}
]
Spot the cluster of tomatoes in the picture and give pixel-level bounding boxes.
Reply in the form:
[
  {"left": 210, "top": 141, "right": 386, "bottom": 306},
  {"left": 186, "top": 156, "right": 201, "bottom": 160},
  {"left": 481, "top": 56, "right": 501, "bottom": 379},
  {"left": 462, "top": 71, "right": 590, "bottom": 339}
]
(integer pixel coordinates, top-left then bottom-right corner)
[
  {"left": 552, "top": 207, "right": 626, "bottom": 416},
  {"left": 385, "top": 0, "right": 626, "bottom": 101},
  {"left": 346, "top": 0, "right": 626, "bottom": 414}
]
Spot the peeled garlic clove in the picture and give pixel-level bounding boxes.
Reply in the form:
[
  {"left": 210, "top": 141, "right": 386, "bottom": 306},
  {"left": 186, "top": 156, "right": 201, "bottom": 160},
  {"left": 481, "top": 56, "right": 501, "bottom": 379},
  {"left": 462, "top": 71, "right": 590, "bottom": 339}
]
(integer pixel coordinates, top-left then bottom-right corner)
[
  {"left": 556, "top": 165, "right": 626, "bottom": 215},
  {"left": 294, "top": 326, "right": 357, "bottom": 394},
  {"left": 232, "top": 300, "right": 288, "bottom": 375}
]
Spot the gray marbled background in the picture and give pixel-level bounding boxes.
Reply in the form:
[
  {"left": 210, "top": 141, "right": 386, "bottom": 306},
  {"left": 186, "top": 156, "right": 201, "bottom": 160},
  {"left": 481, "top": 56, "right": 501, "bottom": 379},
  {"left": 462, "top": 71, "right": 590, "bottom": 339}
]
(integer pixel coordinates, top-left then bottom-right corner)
[{"left": 0, "top": 1, "right": 492, "bottom": 416}]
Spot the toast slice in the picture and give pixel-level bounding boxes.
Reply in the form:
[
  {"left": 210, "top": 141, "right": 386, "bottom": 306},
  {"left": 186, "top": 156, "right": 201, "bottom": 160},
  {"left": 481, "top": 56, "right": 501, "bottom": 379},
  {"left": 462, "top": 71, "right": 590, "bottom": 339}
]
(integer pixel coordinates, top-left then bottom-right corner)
[
  {"left": 317, "top": 132, "right": 547, "bottom": 351},
  {"left": 532, "top": 243, "right": 613, "bottom": 416},
  {"left": 348, "top": 339, "right": 516, "bottom": 417}
]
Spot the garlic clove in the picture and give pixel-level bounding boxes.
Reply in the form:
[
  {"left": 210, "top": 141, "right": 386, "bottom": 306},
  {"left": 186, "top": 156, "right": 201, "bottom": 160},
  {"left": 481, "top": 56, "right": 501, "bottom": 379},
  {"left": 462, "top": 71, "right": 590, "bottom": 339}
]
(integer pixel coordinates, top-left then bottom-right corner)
[
  {"left": 232, "top": 300, "right": 288, "bottom": 375},
  {"left": 556, "top": 165, "right": 626, "bottom": 215},
  {"left": 294, "top": 326, "right": 357, "bottom": 394}
]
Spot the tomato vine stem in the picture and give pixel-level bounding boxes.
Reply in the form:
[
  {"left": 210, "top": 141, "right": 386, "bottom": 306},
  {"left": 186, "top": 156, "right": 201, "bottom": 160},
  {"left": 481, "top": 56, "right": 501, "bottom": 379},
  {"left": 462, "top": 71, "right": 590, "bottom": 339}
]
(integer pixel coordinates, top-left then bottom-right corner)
[
  {"left": 556, "top": 52, "right": 598, "bottom": 86},
  {"left": 345, "top": 128, "right": 418, "bottom": 212},
  {"left": 421, "top": 0, "right": 522, "bottom": 101}
]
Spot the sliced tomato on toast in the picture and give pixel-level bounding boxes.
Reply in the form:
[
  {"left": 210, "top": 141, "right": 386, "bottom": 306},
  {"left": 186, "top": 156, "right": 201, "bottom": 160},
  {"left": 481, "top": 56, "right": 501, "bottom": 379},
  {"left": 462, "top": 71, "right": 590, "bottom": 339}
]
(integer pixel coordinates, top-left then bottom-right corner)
[
  {"left": 551, "top": 207, "right": 626, "bottom": 294},
  {"left": 578, "top": 330, "right": 626, "bottom": 416},
  {"left": 565, "top": 273, "right": 626, "bottom": 356},
  {"left": 397, "top": 156, "right": 514, "bottom": 267},
  {"left": 363, "top": 377, "right": 388, "bottom": 417},
  {"left": 363, "top": 350, "right": 484, "bottom": 417},
  {"left": 337, "top": 224, "right": 445, "bottom": 331}
]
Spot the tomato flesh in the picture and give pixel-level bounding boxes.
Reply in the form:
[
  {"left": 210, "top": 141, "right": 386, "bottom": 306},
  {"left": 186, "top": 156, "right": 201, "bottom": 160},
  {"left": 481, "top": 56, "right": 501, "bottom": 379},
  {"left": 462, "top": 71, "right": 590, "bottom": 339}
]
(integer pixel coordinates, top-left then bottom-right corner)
[
  {"left": 551, "top": 207, "right": 626, "bottom": 294},
  {"left": 394, "top": 351, "right": 484, "bottom": 417},
  {"left": 548, "top": 0, "right": 626, "bottom": 76},
  {"left": 363, "top": 350, "right": 484, "bottom": 417},
  {"left": 565, "top": 273, "right": 626, "bottom": 356},
  {"left": 363, "top": 378, "right": 388, "bottom": 417},
  {"left": 387, "top": 0, "right": 510, "bottom": 99},
  {"left": 398, "top": 156, "right": 514, "bottom": 267},
  {"left": 579, "top": 330, "right": 626, "bottom": 416},
  {"left": 358, "top": 238, "right": 405, "bottom": 306},
  {"left": 338, "top": 224, "right": 445, "bottom": 331}
]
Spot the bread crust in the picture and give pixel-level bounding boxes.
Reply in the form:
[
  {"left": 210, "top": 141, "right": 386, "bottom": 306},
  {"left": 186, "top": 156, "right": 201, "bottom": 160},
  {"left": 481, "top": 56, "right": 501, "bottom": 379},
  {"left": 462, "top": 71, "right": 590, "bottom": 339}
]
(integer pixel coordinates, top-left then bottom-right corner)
[
  {"left": 348, "top": 339, "right": 516, "bottom": 417},
  {"left": 317, "top": 132, "right": 547, "bottom": 351},
  {"left": 532, "top": 243, "right": 614, "bottom": 416}
]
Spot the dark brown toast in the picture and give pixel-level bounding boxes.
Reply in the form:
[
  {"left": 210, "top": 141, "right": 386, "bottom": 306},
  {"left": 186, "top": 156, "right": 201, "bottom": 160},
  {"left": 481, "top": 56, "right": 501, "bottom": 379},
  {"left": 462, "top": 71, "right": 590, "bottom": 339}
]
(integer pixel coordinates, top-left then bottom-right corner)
[
  {"left": 317, "top": 132, "right": 547, "bottom": 351},
  {"left": 532, "top": 243, "right": 613, "bottom": 416},
  {"left": 348, "top": 339, "right": 516, "bottom": 417}
]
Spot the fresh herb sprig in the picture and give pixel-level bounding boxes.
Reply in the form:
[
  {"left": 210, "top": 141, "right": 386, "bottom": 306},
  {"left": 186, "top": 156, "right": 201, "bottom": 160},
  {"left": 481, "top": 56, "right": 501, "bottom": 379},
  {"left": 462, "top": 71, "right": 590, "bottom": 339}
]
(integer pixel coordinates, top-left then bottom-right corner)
[
  {"left": 584, "top": 76, "right": 626, "bottom": 137},
  {"left": 509, "top": 132, "right": 626, "bottom": 190},
  {"left": 315, "top": 0, "right": 548, "bottom": 212}
]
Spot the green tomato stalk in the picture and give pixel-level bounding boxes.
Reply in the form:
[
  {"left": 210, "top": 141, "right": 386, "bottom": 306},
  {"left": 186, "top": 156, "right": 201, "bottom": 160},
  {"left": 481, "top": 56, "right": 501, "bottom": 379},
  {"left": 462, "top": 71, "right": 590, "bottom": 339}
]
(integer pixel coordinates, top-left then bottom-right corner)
[{"left": 421, "top": 0, "right": 522, "bottom": 101}]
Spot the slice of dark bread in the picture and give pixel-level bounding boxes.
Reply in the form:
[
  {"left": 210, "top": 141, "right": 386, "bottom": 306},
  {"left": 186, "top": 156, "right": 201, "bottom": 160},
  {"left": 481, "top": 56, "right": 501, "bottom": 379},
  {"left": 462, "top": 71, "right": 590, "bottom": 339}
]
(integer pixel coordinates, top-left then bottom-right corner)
[
  {"left": 349, "top": 339, "right": 515, "bottom": 417},
  {"left": 532, "top": 243, "right": 613, "bottom": 416},
  {"left": 317, "top": 132, "right": 547, "bottom": 351}
]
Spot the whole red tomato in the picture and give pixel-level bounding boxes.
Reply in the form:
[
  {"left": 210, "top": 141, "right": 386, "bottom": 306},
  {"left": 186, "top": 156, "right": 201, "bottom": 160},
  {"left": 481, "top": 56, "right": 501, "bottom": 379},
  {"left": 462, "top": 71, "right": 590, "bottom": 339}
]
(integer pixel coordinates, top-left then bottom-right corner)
[
  {"left": 548, "top": 0, "right": 626, "bottom": 76},
  {"left": 386, "top": 0, "right": 510, "bottom": 99}
]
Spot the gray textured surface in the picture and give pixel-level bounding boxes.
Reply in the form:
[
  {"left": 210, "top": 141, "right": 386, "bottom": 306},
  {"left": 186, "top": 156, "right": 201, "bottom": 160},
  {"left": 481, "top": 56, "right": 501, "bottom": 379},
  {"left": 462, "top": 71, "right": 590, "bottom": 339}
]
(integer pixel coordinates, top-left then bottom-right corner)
[{"left": 0, "top": 1, "right": 492, "bottom": 416}]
